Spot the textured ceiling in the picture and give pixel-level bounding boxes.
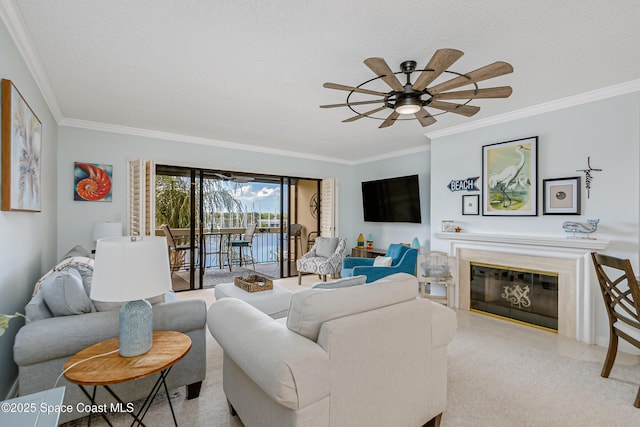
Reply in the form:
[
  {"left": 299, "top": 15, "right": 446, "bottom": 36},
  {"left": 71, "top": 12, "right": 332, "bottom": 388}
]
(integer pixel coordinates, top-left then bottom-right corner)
[{"left": 6, "top": 0, "right": 640, "bottom": 162}]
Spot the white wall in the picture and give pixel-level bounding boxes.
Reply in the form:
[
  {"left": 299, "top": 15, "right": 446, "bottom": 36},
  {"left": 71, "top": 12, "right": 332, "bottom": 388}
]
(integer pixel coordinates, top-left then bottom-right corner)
[
  {"left": 430, "top": 92, "right": 640, "bottom": 348},
  {"left": 56, "top": 127, "right": 359, "bottom": 255},
  {"left": 0, "top": 21, "right": 58, "bottom": 398},
  {"left": 353, "top": 149, "right": 431, "bottom": 251}
]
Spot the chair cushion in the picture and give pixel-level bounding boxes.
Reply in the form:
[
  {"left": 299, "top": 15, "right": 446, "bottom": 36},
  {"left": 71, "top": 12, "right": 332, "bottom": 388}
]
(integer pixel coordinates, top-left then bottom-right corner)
[
  {"left": 315, "top": 237, "right": 339, "bottom": 258},
  {"left": 373, "top": 256, "right": 393, "bottom": 266},
  {"left": 311, "top": 275, "right": 367, "bottom": 289},
  {"left": 40, "top": 268, "right": 95, "bottom": 316},
  {"left": 287, "top": 273, "right": 418, "bottom": 341}
]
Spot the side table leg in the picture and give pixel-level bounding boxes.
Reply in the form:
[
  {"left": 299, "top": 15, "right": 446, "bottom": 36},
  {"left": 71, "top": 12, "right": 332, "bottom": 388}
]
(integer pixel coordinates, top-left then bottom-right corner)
[{"left": 76, "top": 385, "right": 113, "bottom": 427}]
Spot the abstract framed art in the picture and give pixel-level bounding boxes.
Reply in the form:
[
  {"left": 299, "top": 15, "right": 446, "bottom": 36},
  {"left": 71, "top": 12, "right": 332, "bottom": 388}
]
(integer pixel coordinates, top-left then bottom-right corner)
[
  {"left": 543, "top": 176, "right": 581, "bottom": 215},
  {"left": 482, "top": 136, "right": 538, "bottom": 216},
  {"left": 1, "top": 79, "right": 42, "bottom": 212}
]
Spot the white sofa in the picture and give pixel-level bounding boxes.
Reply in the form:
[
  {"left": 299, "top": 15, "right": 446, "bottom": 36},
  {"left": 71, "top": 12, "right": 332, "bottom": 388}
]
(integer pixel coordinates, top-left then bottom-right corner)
[{"left": 207, "top": 273, "right": 457, "bottom": 427}]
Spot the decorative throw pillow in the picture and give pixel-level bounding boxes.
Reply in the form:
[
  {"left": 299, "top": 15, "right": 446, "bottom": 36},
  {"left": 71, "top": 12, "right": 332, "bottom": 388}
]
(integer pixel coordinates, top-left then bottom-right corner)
[
  {"left": 311, "top": 275, "right": 367, "bottom": 289},
  {"left": 34, "top": 256, "right": 95, "bottom": 296},
  {"left": 40, "top": 268, "right": 95, "bottom": 316},
  {"left": 373, "top": 256, "right": 393, "bottom": 266},
  {"left": 315, "top": 237, "right": 339, "bottom": 259}
]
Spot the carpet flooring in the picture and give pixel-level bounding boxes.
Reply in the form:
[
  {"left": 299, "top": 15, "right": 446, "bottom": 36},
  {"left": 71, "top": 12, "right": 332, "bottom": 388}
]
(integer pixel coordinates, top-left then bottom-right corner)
[{"left": 62, "top": 278, "right": 640, "bottom": 426}]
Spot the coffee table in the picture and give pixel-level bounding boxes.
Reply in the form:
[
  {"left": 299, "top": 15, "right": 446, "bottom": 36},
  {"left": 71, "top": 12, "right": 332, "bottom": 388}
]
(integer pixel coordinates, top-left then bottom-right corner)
[
  {"left": 64, "top": 331, "right": 191, "bottom": 426},
  {"left": 214, "top": 282, "right": 292, "bottom": 318}
]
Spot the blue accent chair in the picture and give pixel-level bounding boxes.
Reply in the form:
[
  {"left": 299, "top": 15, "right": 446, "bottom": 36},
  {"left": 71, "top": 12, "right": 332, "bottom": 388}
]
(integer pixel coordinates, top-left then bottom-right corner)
[{"left": 341, "top": 244, "right": 418, "bottom": 283}]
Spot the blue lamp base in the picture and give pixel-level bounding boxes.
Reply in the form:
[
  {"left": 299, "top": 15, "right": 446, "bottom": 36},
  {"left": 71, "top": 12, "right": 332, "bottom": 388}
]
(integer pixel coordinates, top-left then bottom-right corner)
[{"left": 119, "top": 299, "right": 153, "bottom": 357}]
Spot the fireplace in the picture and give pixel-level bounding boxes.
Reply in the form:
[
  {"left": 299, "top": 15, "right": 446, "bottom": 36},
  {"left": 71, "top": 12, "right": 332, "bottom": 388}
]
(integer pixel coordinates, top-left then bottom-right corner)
[
  {"left": 435, "top": 232, "right": 609, "bottom": 344},
  {"left": 470, "top": 263, "right": 559, "bottom": 331}
]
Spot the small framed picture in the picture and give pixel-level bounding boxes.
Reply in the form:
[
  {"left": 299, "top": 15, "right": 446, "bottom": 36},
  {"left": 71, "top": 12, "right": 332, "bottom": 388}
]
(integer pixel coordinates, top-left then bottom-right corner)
[
  {"left": 543, "top": 177, "right": 581, "bottom": 215},
  {"left": 462, "top": 194, "right": 480, "bottom": 215}
]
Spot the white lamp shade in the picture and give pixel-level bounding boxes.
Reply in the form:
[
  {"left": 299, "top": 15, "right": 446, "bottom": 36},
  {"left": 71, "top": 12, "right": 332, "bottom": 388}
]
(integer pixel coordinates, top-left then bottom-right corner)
[
  {"left": 92, "top": 222, "right": 123, "bottom": 241},
  {"left": 91, "top": 236, "right": 172, "bottom": 302}
]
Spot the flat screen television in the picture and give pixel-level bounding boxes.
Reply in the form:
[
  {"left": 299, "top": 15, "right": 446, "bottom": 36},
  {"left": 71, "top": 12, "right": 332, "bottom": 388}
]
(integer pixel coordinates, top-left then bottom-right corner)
[{"left": 361, "top": 174, "right": 422, "bottom": 223}]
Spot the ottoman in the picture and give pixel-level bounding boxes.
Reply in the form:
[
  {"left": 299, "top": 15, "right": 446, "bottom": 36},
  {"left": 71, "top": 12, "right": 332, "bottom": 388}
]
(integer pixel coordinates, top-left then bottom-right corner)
[{"left": 214, "top": 282, "right": 293, "bottom": 319}]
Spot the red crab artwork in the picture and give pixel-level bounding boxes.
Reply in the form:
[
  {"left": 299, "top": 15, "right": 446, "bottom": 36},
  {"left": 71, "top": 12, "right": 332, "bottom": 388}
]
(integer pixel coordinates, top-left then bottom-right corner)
[{"left": 74, "top": 162, "right": 113, "bottom": 201}]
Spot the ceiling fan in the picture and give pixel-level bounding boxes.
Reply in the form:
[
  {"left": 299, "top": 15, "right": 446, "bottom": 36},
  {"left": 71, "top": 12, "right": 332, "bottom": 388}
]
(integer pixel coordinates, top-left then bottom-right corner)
[
  {"left": 320, "top": 49, "right": 513, "bottom": 128},
  {"left": 214, "top": 172, "right": 255, "bottom": 183}
]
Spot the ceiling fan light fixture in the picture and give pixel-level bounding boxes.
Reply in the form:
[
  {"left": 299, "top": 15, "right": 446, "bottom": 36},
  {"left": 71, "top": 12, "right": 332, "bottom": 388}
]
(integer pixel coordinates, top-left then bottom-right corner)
[{"left": 394, "top": 96, "right": 421, "bottom": 115}]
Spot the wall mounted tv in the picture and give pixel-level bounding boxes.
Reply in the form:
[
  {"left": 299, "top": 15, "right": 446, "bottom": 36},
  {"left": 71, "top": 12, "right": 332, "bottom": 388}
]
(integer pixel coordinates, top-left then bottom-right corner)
[{"left": 361, "top": 174, "right": 422, "bottom": 223}]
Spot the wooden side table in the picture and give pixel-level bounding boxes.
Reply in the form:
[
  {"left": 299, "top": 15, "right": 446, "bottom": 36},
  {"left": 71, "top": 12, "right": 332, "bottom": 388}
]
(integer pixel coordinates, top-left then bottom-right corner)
[{"left": 64, "top": 330, "right": 191, "bottom": 426}]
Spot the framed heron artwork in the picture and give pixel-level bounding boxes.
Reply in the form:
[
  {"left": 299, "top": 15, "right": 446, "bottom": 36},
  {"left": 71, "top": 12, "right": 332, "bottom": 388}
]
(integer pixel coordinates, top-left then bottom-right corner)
[
  {"left": 482, "top": 136, "right": 538, "bottom": 216},
  {"left": 1, "top": 79, "right": 42, "bottom": 212}
]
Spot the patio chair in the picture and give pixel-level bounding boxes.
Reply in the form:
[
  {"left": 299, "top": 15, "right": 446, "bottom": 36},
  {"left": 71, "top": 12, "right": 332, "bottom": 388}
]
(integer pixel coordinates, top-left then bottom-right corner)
[
  {"left": 228, "top": 224, "right": 256, "bottom": 271},
  {"left": 161, "top": 224, "right": 191, "bottom": 275},
  {"left": 591, "top": 252, "right": 640, "bottom": 408}
]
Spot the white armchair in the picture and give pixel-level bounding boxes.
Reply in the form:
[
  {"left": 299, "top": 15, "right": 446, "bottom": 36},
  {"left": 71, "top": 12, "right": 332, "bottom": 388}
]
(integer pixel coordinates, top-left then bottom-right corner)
[
  {"left": 207, "top": 273, "right": 457, "bottom": 427},
  {"left": 296, "top": 237, "right": 347, "bottom": 285}
]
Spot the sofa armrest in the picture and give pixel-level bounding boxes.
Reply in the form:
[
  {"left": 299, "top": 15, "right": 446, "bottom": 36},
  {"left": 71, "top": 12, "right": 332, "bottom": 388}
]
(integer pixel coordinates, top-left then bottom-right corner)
[
  {"left": 208, "top": 298, "right": 330, "bottom": 411},
  {"left": 428, "top": 300, "right": 457, "bottom": 349},
  {"left": 342, "top": 257, "right": 374, "bottom": 269},
  {"left": 14, "top": 299, "right": 206, "bottom": 366}
]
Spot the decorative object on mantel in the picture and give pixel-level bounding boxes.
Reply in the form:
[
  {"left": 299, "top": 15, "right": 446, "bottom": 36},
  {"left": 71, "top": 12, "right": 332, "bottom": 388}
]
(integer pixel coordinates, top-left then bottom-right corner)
[
  {"left": 562, "top": 218, "right": 599, "bottom": 239},
  {"left": 455, "top": 226, "right": 462, "bottom": 232},
  {"left": 482, "top": 136, "right": 538, "bottom": 216},
  {"left": 447, "top": 176, "right": 479, "bottom": 192},
  {"left": 442, "top": 220, "right": 455, "bottom": 232},
  {"left": 1, "top": 79, "right": 42, "bottom": 212},
  {"left": 320, "top": 49, "right": 513, "bottom": 128},
  {"left": 576, "top": 156, "right": 602, "bottom": 199},
  {"left": 543, "top": 177, "right": 581, "bottom": 215},
  {"left": 462, "top": 194, "right": 480, "bottom": 215}
]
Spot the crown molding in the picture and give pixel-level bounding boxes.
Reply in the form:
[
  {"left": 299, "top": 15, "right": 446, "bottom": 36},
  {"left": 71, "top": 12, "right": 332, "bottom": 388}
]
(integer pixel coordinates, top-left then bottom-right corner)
[
  {"left": 351, "top": 142, "right": 431, "bottom": 165},
  {"left": 0, "top": 0, "right": 63, "bottom": 121},
  {"left": 425, "top": 79, "right": 640, "bottom": 140},
  {"left": 59, "top": 118, "right": 354, "bottom": 165}
]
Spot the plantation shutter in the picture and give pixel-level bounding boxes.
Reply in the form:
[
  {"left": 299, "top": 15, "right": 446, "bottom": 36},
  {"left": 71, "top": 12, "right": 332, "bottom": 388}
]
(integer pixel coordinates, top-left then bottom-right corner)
[
  {"left": 127, "top": 159, "right": 155, "bottom": 236},
  {"left": 320, "top": 177, "right": 337, "bottom": 237}
]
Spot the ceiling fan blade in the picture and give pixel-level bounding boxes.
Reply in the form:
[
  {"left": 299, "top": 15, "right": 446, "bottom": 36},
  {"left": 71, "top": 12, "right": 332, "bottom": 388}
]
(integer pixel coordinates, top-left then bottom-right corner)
[
  {"left": 323, "top": 82, "right": 388, "bottom": 97},
  {"left": 412, "top": 49, "right": 464, "bottom": 91},
  {"left": 320, "top": 99, "right": 386, "bottom": 108},
  {"left": 379, "top": 111, "right": 400, "bottom": 128},
  {"left": 363, "top": 57, "right": 404, "bottom": 92},
  {"left": 428, "top": 61, "right": 513, "bottom": 94},
  {"left": 428, "top": 100, "right": 480, "bottom": 117},
  {"left": 414, "top": 108, "right": 437, "bottom": 127},
  {"left": 432, "top": 86, "right": 513, "bottom": 100},
  {"left": 342, "top": 106, "right": 389, "bottom": 122}
]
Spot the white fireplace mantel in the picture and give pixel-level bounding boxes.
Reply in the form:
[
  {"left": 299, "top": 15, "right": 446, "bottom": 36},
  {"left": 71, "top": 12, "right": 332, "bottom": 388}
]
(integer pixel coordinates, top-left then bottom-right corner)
[
  {"left": 435, "top": 232, "right": 609, "bottom": 250},
  {"left": 434, "top": 232, "right": 610, "bottom": 344}
]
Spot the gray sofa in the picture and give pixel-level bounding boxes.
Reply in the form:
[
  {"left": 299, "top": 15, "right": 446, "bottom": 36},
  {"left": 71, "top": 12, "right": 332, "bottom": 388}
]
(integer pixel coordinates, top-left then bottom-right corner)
[{"left": 13, "top": 247, "right": 207, "bottom": 424}]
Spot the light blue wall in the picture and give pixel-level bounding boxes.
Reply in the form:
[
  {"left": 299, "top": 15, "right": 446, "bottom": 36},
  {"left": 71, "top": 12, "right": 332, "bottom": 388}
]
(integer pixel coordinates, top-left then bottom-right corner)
[
  {"left": 56, "top": 127, "right": 359, "bottom": 255},
  {"left": 430, "top": 92, "right": 640, "bottom": 348},
  {"left": 0, "top": 22, "right": 58, "bottom": 398},
  {"left": 352, "top": 149, "right": 431, "bottom": 251}
]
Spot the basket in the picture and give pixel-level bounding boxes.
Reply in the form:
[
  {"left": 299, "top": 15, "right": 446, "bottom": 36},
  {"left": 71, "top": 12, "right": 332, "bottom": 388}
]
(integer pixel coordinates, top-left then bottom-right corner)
[{"left": 234, "top": 274, "right": 273, "bottom": 293}]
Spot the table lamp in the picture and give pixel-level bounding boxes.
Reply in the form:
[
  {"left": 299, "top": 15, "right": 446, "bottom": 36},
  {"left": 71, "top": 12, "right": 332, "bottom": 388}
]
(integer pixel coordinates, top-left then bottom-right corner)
[{"left": 91, "top": 236, "right": 171, "bottom": 357}]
